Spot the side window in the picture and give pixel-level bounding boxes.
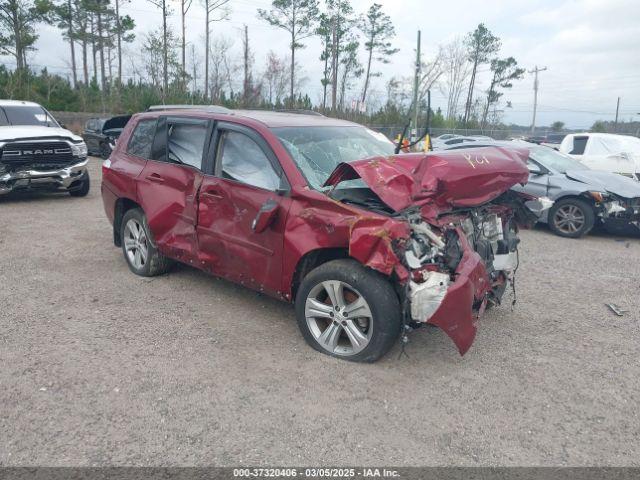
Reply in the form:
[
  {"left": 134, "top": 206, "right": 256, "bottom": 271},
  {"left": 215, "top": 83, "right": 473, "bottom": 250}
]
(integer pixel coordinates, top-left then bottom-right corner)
[
  {"left": 167, "top": 121, "right": 208, "bottom": 169},
  {"left": 127, "top": 119, "right": 157, "bottom": 159},
  {"left": 85, "top": 120, "right": 93, "bottom": 131},
  {"left": 570, "top": 136, "right": 588, "bottom": 155},
  {"left": 218, "top": 131, "right": 280, "bottom": 191}
]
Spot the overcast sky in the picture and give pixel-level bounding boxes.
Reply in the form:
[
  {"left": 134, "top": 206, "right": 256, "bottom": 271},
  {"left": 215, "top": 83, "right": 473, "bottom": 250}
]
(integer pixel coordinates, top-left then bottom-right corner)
[{"left": 7, "top": 0, "right": 640, "bottom": 128}]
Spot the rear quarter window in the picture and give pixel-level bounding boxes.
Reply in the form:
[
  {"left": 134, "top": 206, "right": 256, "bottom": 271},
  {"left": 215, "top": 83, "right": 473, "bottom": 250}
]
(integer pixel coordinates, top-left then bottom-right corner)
[{"left": 126, "top": 119, "right": 157, "bottom": 159}]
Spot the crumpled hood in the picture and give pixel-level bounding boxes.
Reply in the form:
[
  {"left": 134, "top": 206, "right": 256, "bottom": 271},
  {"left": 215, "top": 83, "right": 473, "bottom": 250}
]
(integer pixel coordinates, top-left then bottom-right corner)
[
  {"left": 324, "top": 146, "right": 530, "bottom": 213},
  {"left": 0, "top": 125, "right": 82, "bottom": 143},
  {"left": 565, "top": 169, "right": 640, "bottom": 199}
]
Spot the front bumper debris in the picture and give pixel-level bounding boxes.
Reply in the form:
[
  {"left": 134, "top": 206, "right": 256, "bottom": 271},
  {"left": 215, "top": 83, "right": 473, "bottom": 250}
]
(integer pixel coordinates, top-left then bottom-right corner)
[
  {"left": 410, "top": 249, "right": 491, "bottom": 355},
  {"left": 0, "top": 160, "right": 88, "bottom": 195}
]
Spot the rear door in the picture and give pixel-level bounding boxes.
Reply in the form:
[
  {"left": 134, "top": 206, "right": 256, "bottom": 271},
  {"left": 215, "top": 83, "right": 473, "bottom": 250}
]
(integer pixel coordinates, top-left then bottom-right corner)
[
  {"left": 196, "top": 122, "right": 291, "bottom": 295},
  {"left": 137, "top": 116, "right": 212, "bottom": 263}
]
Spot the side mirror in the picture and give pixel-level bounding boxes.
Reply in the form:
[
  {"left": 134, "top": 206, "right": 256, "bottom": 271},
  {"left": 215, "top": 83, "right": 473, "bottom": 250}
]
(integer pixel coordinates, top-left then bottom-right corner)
[
  {"left": 527, "top": 164, "right": 545, "bottom": 175},
  {"left": 251, "top": 199, "right": 279, "bottom": 233}
]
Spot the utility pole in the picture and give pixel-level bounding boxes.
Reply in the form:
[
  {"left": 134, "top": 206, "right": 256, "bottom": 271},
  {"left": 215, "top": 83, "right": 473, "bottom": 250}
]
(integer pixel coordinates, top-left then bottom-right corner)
[
  {"left": 412, "top": 30, "right": 421, "bottom": 143},
  {"left": 529, "top": 65, "right": 547, "bottom": 134},
  {"left": 614, "top": 97, "right": 621, "bottom": 131}
]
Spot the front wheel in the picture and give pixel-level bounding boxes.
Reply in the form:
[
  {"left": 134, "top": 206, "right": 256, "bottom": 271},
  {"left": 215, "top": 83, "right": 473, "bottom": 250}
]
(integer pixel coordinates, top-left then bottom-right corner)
[
  {"left": 69, "top": 171, "right": 90, "bottom": 197},
  {"left": 99, "top": 142, "right": 112, "bottom": 159},
  {"left": 548, "top": 198, "right": 595, "bottom": 238},
  {"left": 295, "top": 259, "right": 401, "bottom": 363}
]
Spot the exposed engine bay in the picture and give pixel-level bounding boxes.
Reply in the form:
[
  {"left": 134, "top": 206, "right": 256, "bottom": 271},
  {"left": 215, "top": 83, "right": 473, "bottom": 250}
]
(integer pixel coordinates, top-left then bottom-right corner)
[{"left": 402, "top": 205, "right": 520, "bottom": 322}]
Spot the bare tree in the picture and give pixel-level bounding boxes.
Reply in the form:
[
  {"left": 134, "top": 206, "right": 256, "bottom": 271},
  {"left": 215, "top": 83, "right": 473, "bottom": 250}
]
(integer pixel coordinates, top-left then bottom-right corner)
[
  {"left": 179, "top": 0, "right": 192, "bottom": 86},
  {"left": 146, "top": 0, "right": 171, "bottom": 97},
  {"left": 263, "top": 50, "right": 289, "bottom": 104},
  {"left": 325, "top": 0, "right": 354, "bottom": 111},
  {"left": 241, "top": 24, "right": 255, "bottom": 106},
  {"left": 257, "top": 0, "right": 318, "bottom": 104},
  {"left": 316, "top": 13, "right": 331, "bottom": 111},
  {"left": 203, "top": 0, "right": 230, "bottom": 101},
  {"left": 113, "top": 0, "right": 134, "bottom": 85},
  {"left": 418, "top": 49, "right": 444, "bottom": 106},
  {"left": 440, "top": 38, "right": 470, "bottom": 121},
  {"left": 207, "top": 34, "right": 232, "bottom": 101}
]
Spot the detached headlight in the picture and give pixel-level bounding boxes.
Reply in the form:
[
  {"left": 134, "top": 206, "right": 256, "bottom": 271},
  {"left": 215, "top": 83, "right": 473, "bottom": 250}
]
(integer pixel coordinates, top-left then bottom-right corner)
[{"left": 71, "top": 142, "right": 88, "bottom": 158}]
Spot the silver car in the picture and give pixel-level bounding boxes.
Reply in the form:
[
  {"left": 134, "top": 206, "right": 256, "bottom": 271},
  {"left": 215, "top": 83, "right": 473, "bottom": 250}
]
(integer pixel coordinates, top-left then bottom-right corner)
[{"left": 445, "top": 141, "right": 640, "bottom": 238}]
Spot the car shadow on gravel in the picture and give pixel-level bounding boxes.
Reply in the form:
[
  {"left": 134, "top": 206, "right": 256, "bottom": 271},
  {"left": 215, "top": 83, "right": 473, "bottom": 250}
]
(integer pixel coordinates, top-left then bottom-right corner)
[
  {"left": 533, "top": 221, "right": 640, "bottom": 240},
  {"left": 0, "top": 190, "right": 80, "bottom": 204},
  {"left": 161, "top": 261, "right": 474, "bottom": 367}
]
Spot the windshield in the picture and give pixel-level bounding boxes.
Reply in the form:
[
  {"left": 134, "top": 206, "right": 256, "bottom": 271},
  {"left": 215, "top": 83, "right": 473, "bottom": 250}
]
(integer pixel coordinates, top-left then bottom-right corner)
[
  {"left": 530, "top": 146, "right": 588, "bottom": 173},
  {"left": 273, "top": 126, "right": 394, "bottom": 190},
  {"left": 0, "top": 106, "right": 59, "bottom": 127}
]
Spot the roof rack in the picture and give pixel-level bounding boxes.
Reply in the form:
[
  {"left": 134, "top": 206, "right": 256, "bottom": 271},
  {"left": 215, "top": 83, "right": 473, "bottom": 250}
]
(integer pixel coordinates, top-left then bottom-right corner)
[{"left": 146, "top": 104, "right": 231, "bottom": 113}]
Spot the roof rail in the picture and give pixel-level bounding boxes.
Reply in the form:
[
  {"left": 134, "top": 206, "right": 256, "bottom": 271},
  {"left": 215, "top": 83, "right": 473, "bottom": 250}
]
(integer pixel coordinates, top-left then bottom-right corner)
[
  {"left": 274, "top": 109, "right": 325, "bottom": 117},
  {"left": 146, "top": 104, "right": 231, "bottom": 113},
  {"left": 242, "top": 108, "right": 324, "bottom": 117}
]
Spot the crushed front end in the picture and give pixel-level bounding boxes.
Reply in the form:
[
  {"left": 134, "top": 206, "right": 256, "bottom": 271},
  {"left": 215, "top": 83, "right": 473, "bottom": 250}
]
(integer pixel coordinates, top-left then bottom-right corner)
[
  {"left": 325, "top": 147, "right": 545, "bottom": 355},
  {"left": 400, "top": 199, "right": 526, "bottom": 354}
]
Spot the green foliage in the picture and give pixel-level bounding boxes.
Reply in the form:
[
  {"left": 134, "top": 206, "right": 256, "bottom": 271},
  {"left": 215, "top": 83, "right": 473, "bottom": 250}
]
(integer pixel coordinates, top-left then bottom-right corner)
[
  {"left": 358, "top": 3, "right": 398, "bottom": 103},
  {"left": 551, "top": 121, "right": 565, "bottom": 131},
  {"left": 0, "top": 0, "right": 53, "bottom": 69},
  {"left": 591, "top": 120, "right": 607, "bottom": 133}
]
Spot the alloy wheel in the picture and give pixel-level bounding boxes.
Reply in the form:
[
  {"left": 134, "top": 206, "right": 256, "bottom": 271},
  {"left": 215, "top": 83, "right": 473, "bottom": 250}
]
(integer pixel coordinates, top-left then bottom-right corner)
[
  {"left": 124, "top": 218, "right": 149, "bottom": 270},
  {"left": 553, "top": 204, "right": 585, "bottom": 234},
  {"left": 305, "top": 280, "right": 373, "bottom": 356}
]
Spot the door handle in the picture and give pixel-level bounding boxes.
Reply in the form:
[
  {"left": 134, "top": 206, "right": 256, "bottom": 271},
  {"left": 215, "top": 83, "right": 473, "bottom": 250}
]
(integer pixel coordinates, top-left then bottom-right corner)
[
  {"left": 146, "top": 173, "right": 165, "bottom": 184},
  {"left": 200, "top": 189, "right": 223, "bottom": 200}
]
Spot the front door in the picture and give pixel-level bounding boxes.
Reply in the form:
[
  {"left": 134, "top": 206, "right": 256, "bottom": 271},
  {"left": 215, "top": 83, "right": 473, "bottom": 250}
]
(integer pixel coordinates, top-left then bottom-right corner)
[
  {"left": 196, "top": 122, "right": 291, "bottom": 296},
  {"left": 137, "top": 116, "right": 212, "bottom": 263}
]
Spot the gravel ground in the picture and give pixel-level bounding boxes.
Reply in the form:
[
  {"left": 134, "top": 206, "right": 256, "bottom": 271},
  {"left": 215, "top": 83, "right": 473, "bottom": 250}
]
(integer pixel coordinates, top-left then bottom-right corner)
[{"left": 1, "top": 158, "right": 639, "bottom": 467}]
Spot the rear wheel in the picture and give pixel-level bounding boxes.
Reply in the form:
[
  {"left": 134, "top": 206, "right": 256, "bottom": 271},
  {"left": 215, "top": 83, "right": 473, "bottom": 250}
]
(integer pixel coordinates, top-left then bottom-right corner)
[
  {"left": 548, "top": 198, "right": 595, "bottom": 238},
  {"left": 120, "top": 208, "right": 172, "bottom": 277},
  {"left": 295, "top": 259, "right": 401, "bottom": 363}
]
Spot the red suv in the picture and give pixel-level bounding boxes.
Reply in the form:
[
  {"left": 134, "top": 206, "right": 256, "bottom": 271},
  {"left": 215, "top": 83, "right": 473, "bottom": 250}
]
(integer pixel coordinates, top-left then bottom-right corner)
[{"left": 102, "top": 108, "right": 533, "bottom": 362}]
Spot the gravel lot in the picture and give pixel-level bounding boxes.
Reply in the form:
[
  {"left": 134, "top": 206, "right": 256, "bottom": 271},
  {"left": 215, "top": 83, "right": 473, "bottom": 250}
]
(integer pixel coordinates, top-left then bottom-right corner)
[{"left": 1, "top": 158, "right": 639, "bottom": 467}]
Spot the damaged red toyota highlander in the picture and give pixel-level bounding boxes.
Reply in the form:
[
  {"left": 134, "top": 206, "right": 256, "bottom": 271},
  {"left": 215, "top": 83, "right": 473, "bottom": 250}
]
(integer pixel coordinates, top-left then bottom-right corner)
[{"left": 101, "top": 109, "right": 536, "bottom": 362}]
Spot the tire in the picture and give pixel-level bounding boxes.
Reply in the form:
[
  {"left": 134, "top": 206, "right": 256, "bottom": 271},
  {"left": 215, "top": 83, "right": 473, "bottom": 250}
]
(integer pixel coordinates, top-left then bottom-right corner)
[
  {"left": 99, "top": 142, "right": 111, "bottom": 160},
  {"left": 295, "top": 259, "right": 401, "bottom": 363},
  {"left": 120, "top": 208, "right": 172, "bottom": 277},
  {"left": 69, "top": 171, "right": 90, "bottom": 197},
  {"left": 548, "top": 197, "right": 595, "bottom": 238}
]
